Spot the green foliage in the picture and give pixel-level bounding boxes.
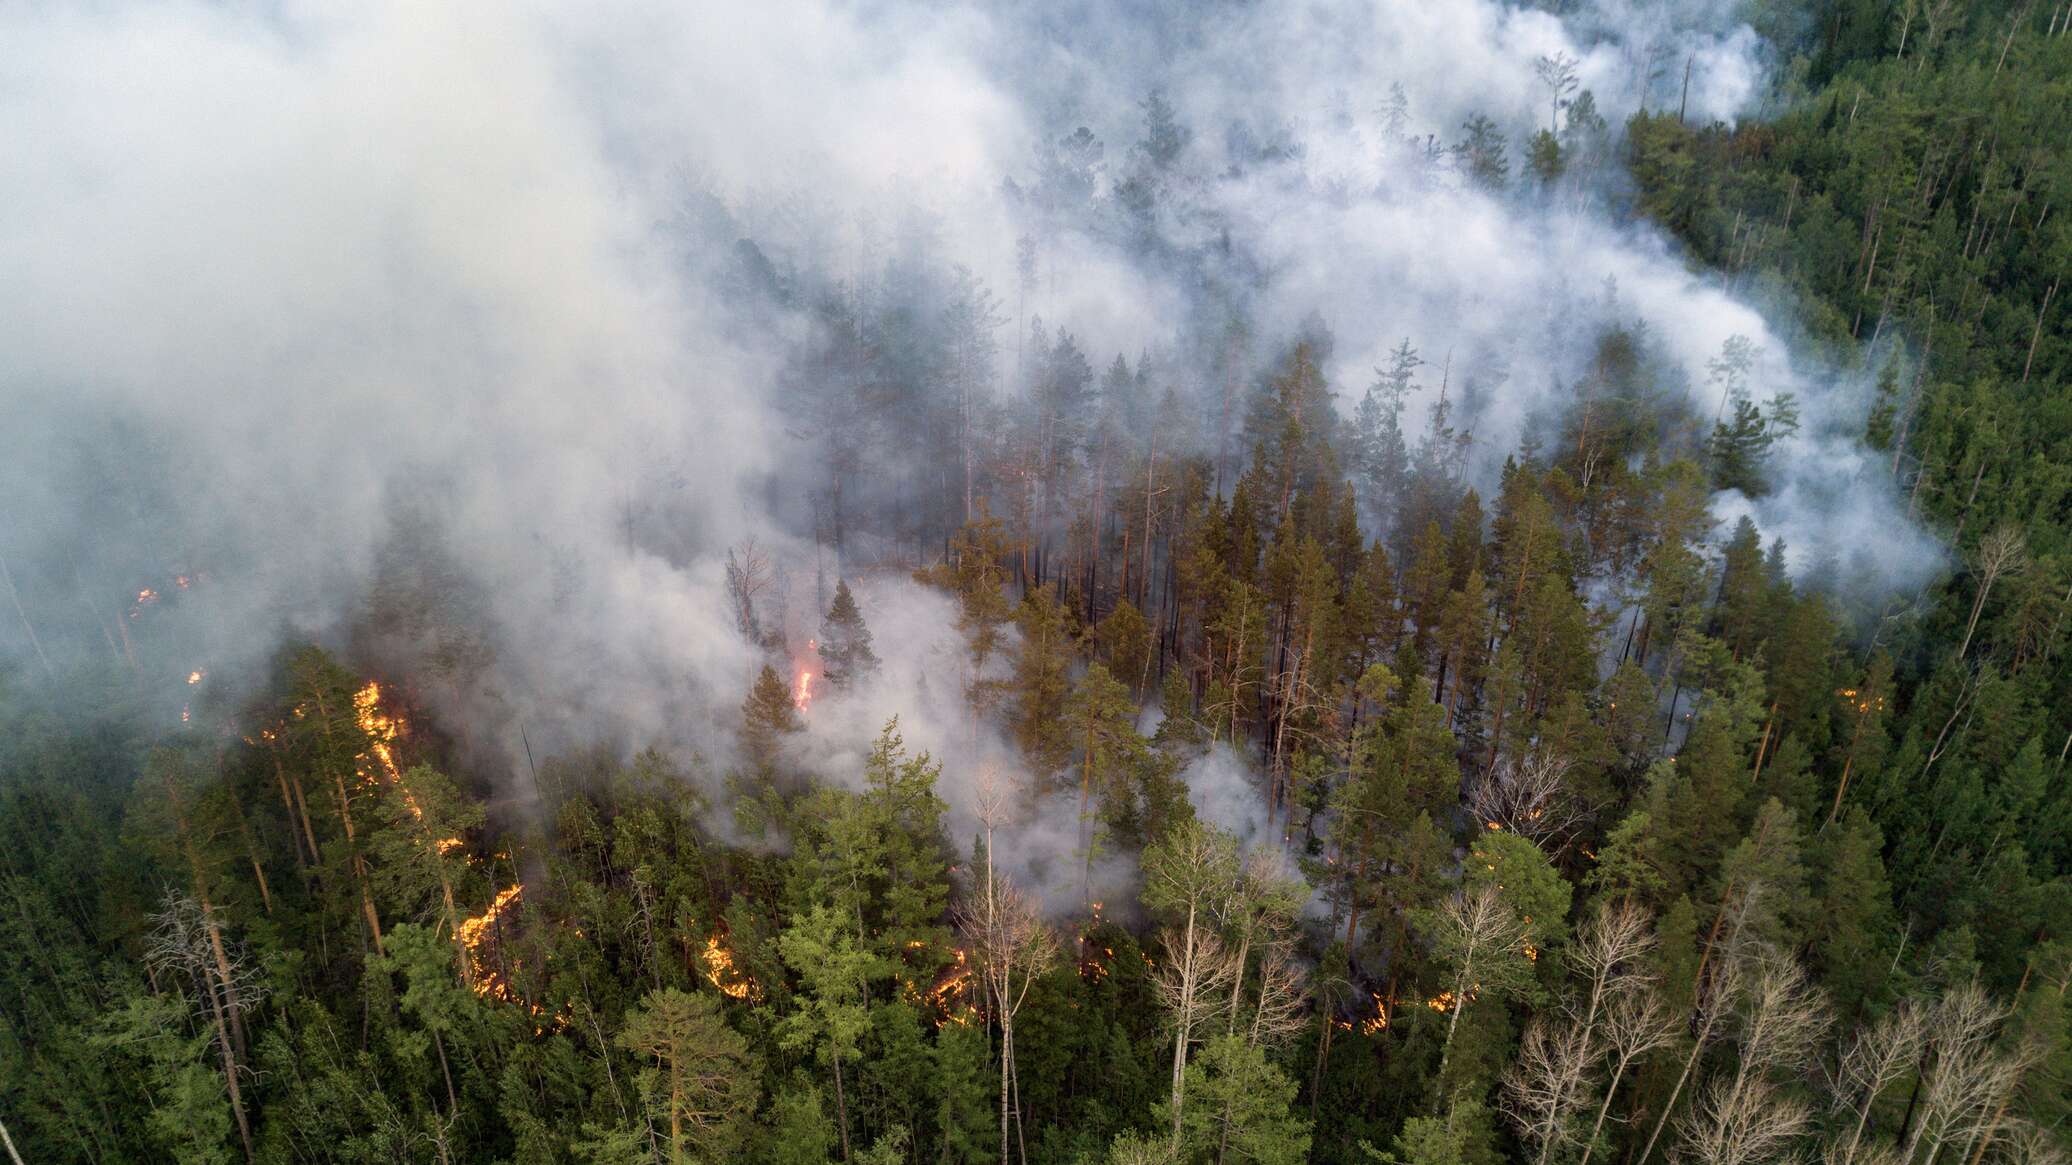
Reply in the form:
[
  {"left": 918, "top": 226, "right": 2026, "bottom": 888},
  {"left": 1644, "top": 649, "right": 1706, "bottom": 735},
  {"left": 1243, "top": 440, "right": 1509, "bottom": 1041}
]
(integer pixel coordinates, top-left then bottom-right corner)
[
  {"left": 819, "top": 579, "right": 882, "bottom": 692},
  {"left": 1167, "top": 1034, "right": 1310, "bottom": 1165}
]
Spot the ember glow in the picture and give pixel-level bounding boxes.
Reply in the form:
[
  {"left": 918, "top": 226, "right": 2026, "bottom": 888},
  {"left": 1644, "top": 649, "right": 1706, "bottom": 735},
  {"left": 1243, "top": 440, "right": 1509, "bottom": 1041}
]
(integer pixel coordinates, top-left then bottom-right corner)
[
  {"left": 187, "top": 669, "right": 205, "bottom": 685},
  {"left": 794, "top": 668, "right": 814, "bottom": 711}
]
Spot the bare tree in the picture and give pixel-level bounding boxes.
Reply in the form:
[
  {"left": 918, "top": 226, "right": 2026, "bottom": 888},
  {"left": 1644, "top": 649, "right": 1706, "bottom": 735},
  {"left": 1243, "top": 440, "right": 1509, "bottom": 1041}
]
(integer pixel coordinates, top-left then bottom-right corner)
[
  {"left": 1674, "top": 1074, "right": 1813, "bottom": 1165},
  {"left": 1994, "top": 1121, "right": 2072, "bottom": 1165},
  {"left": 1509, "top": 902, "right": 1658, "bottom": 1165},
  {"left": 1637, "top": 946, "right": 1749, "bottom": 1165},
  {"left": 725, "top": 538, "right": 777, "bottom": 650},
  {"left": 1142, "top": 820, "right": 1241, "bottom": 1144},
  {"left": 1577, "top": 989, "right": 1679, "bottom": 1165},
  {"left": 1432, "top": 883, "right": 1532, "bottom": 1081},
  {"left": 1505, "top": 1017, "right": 1598, "bottom": 1165},
  {"left": 1903, "top": 986, "right": 2033, "bottom": 1165},
  {"left": 1732, "top": 954, "right": 1831, "bottom": 1087},
  {"left": 1151, "top": 924, "right": 1238, "bottom": 1143},
  {"left": 968, "top": 780, "right": 1057, "bottom": 1165},
  {"left": 1830, "top": 1000, "right": 1928, "bottom": 1165},
  {"left": 1469, "top": 752, "right": 1587, "bottom": 851},
  {"left": 1245, "top": 940, "right": 1309, "bottom": 1050},
  {"left": 1218, "top": 847, "right": 1306, "bottom": 1037},
  {"left": 1960, "top": 525, "right": 2029, "bottom": 661},
  {"left": 1671, "top": 952, "right": 1829, "bottom": 1165},
  {"left": 145, "top": 890, "right": 265, "bottom": 1162},
  {"left": 1534, "top": 52, "right": 1581, "bottom": 133},
  {"left": 1568, "top": 901, "right": 1656, "bottom": 1033},
  {"left": 0, "top": 1111, "right": 25, "bottom": 1165}
]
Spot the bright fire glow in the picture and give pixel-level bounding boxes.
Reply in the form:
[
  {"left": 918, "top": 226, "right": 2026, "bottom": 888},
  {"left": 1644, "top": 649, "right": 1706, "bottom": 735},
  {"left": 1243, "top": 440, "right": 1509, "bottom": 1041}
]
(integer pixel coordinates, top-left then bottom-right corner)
[
  {"left": 1361, "top": 993, "right": 1389, "bottom": 1035},
  {"left": 703, "top": 935, "right": 761, "bottom": 1001},
  {"left": 459, "top": 885, "right": 524, "bottom": 999},
  {"left": 354, "top": 681, "right": 460, "bottom": 854},
  {"left": 927, "top": 948, "right": 975, "bottom": 1024},
  {"left": 187, "top": 669, "right": 205, "bottom": 685},
  {"left": 354, "top": 682, "right": 403, "bottom": 783},
  {"left": 794, "top": 669, "right": 814, "bottom": 710}
]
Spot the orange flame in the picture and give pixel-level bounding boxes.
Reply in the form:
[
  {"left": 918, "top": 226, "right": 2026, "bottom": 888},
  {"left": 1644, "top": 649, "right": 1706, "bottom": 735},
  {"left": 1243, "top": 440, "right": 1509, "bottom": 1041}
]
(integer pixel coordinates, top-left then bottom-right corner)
[
  {"left": 702, "top": 935, "right": 761, "bottom": 1001},
  {"left": 354, "top": 681, "right": 459, "bottom": 853},
  {"left": 794, "top": 669, "right": 814, "bottom": 710},
  {"left": 460, "top": 885, "right": 524, "bottom": 998},
  {"left": 354, "top": 682, "right": 403, "bottom": 783},
  {"left": 187, "top": 669, "right": 205, "bottom": 685}
]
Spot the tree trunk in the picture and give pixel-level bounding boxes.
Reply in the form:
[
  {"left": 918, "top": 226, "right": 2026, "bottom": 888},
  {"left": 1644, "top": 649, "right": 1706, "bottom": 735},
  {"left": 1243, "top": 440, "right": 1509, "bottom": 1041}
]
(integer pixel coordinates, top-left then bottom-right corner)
[
  {"left": 0, "top": 552, "right": 53, "bottom": 682},
  {"left": 1170, "top": 900, "right": 1199, "bottom": 1144},
  {"left": 0, "top": 1113, "right": 26, "bottom": 1165},
  {"left": 1575, "top": 1055, "right": 1632, "bottom": 1165},
  {"left": 832, "top": 1051, "right": 851, "bottom": 1163}
]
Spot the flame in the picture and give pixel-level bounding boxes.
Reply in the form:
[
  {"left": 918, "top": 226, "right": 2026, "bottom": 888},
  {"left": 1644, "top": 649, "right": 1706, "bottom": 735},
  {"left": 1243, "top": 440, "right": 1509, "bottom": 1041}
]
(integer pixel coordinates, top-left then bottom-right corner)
[
  {"left": 180, "top": 705, "right": 191, "bottom": 724},
  {"left": 460, "top": 884, "right": 524, "bottom": 998},
  {"left": 794, "top": 668, "right": 814, "bottom": 710},
  {"left": 1837, "top": 687, "right": 1886, "bottom": 715},
  {"left": 891, "top": 941, "right": 978, "bottom": 1026},
  {"left": 925, "top": 948, "right": 976, "bottom": 1023},
  {"left": 354, "top": 682, "right": 403, "bottom": 783},
  {"left": 187, "top": 669, "right": 205, "bottom": 685},
  {"left": 1360, "top": 993, "right": 1389, "bottom": 1035},
  {"left": 353, "top": 681, "right": 459, "bottom": 853},
  {"left": 1427, "top": 987, "right": 1478, "bottom": 1013},
  {"left": 130, "top": 587, "right": 158, "bottom": 619},
  {"left": 702, "top": 935, "right": 761, "bottom": 1001}
]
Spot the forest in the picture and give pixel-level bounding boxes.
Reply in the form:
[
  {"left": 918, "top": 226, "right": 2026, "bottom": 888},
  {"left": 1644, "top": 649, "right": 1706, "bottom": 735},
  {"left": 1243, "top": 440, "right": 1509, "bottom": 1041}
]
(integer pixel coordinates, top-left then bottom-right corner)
[{"left": 1, "top": 0, "right": 2069, "bottom": 1163}]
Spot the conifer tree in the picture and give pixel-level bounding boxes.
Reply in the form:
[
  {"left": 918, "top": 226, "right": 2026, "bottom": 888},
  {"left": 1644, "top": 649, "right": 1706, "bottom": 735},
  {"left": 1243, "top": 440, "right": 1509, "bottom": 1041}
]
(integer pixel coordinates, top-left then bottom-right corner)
[
  {"left": 819, "top": 579, "right": 881, "bottom": 693},
  {"left": 742, "top": 664, "right": 803, "bottom": 773}
]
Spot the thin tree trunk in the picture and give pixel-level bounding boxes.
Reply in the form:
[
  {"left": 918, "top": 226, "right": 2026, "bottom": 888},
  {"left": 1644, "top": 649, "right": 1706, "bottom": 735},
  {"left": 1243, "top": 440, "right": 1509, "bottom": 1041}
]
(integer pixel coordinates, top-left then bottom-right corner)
[
  {"left": 1170, "top": 899, "right": 1199, "bottom": 1144},
  {"left": 0, "top": 552, "right": 52, "bottom": 682},
  {"left": 434, "top": 1027, "right": 458, "bottom": 1116},
  {"left": 2022, "top": 277, "right": 2058, "bottom": 386},
  {"left": 0, "top": 1113, "right": 24, "bottom": 1165},
  {"left": 1576, "top": 1055, "right": 1632, "bottom": 1165},
  {"left": 832, "top": 1051, "right": 851, "bottom": 1163}
]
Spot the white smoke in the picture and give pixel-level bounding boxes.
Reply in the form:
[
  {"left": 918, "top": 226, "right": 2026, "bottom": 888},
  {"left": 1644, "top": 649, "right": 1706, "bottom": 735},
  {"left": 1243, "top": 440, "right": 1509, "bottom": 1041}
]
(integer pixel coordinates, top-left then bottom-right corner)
[{"left": 0, "top": 0, "right": 1941, "bottom": 859}]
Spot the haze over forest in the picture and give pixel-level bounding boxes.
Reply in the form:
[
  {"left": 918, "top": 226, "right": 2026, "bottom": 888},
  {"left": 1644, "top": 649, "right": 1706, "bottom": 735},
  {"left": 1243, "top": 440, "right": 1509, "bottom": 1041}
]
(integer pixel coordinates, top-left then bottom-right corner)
[{"left": 1, "top": 1, "right": 2068, "bottom": 1163}]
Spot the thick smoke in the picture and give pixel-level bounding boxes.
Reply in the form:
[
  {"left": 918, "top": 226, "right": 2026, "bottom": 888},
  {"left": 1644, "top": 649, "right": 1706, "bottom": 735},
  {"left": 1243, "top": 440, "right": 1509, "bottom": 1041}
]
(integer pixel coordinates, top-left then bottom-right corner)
[{"left": 0, "top": 0, "right": 1939, "bottom": 888}]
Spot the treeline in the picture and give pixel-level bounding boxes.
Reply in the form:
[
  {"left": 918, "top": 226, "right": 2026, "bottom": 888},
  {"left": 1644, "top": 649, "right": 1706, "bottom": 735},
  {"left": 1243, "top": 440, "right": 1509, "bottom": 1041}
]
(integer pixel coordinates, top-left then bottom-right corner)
[{"left": 7, "top": 302, "right": 2071, "bottom": 1164}]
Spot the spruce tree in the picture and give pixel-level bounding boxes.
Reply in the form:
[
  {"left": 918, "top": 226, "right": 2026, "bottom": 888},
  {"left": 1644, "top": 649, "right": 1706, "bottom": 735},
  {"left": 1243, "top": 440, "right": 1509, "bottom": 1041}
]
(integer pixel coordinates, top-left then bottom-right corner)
[{"left": 818, "top": 579, "right": 881, "bottom": 693}]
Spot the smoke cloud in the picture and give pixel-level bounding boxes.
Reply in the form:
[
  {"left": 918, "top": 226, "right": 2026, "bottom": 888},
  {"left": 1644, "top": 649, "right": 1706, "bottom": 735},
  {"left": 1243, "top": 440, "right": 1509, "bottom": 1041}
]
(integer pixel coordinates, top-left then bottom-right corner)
[{"left": 0, "top": 0, "right": 1940, "bottom": 871}]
